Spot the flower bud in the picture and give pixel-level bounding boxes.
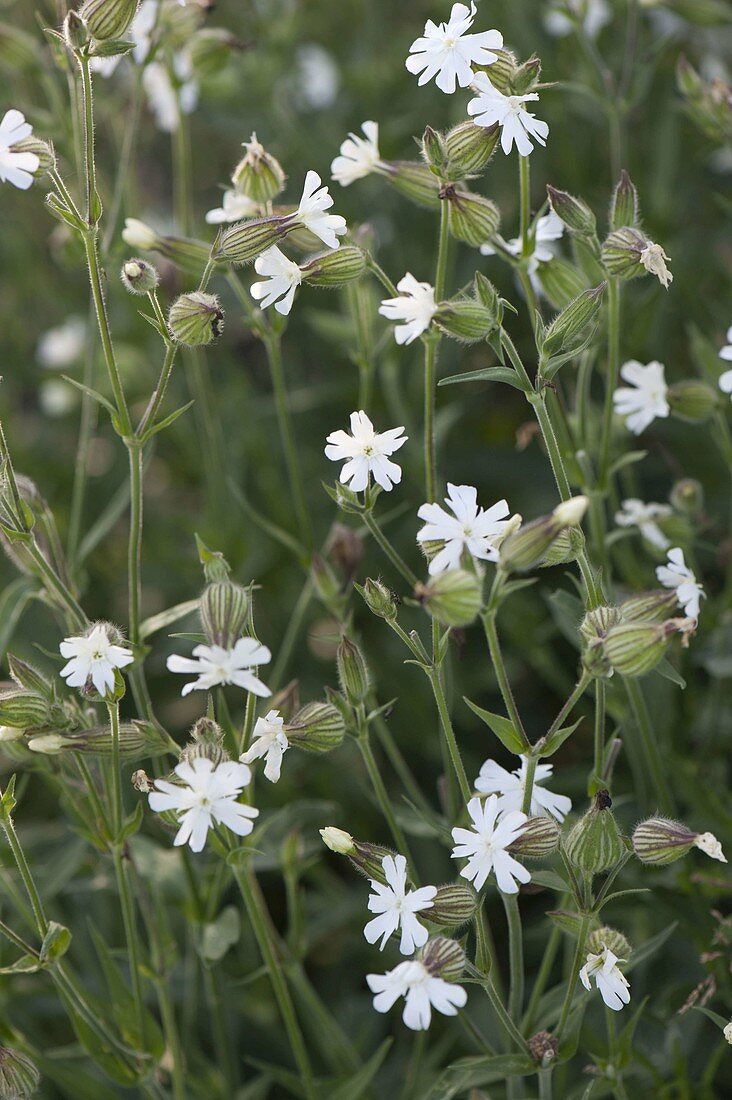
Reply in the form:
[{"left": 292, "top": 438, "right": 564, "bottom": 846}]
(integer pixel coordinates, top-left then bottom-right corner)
[
  {"left": 286, "top": 701, "right": 345, "bottom": 753},
  {"left": 564, "top": 790, "right": 625, "bottom": 874},
  {"left": 415, "top": 569, "right": 483, "bottom": 627},
  {"left": 180, "top": 717, "right": 228, "bottom": 766},
  {"left": 632, "top": 817, "right": 697, "bottom": 865},
  {"left": 336, "top": 636, "right": 370, "bottom": 704},
  {"left": 0, "top": 691, "right": 50, "bottom": 729},
  {"left": 311, "top": 554, "right": 344, "bottom": 613},
  {"left": 586, "top": 926, "right": 631, "bottom": 960},
  {"left": 445, "top": 187, "right": 500, "bottom": 247},
  {"left": 618, "top": 589, "right": 678, "bottom": 623},
  {"left": 422, "top": 883, "right": 478, "bottom": 928},
  {"left": 63, "top": 10, "right": 90, "bottom": 50},
  {"left": 500, "top": 497, "right": 588, "bottom": 573},
  {"left": 444, "top": 120, "right": 499, "bottom": 178},
  {"left": 542, "top": 283, "right": 606, "bottom": 358},
  {"left": 481, "top": 48, "right": 517, "bottom": 93},
  {"left": 168, "top": 292, "right": 224, "bottom": 346},
  {"left": 421, "top": 936, "right": 466, "bottom": 982},
  {"left": 434, "top": 298, "right": 497, "bottom": 343},
  {"left": 539, "top": 528, "right": 577, "bottom": 567},
  {"left": 508, "top": 815, "right": 561, "bottom": 859},
  {"left": 120, "top": 258, "right": 159, "bottom": 295},
  {"left": 602, "top": 228, "right": 673, "bottom": 288},
  {"left": 10, "top": 135, "right": 55, "bottom": 178},
  {"left": 300, "top": 245, "right": 366, "bottom": 288},
  {"left": 0, "top": 726, "right": 24, "bottom": 743},
  {"left": 360, "top": 578, "right": 398, "bottom": 621},
  {"left": 582, "top": 637, "right": 614, "bottom": 679},
  {"left": 232, "top": 133, "right": 286, "bottom": 203},
  {"left": 79, "top": 0, "right": 139, "bottom": 41},
  {"left": 199, "top": 581, "right": 249, "bottom": 648},
  {"left": 421, "top": 125, "right": 449, "bottom": 175},
  {"left": 0, "top": 1046, "right": 40, "bottom": 1100},
  {"left": 472, "top": 272, "right": 503, "bottom": 325},
  {"left": 553, "top": 496, "right": 589, "bottom": 527},
  {"left": 580, "top": 605, "right": 621, "bottom": 643},
  {"left": 122, "top": 219, "right": 211, "bottom": 275},
  {"left": 536, "top": 258, "right": 590, "bottom": 311},
  {"left": 212, "top": 216, "right": 289, "bottom": 264},
  {"left": 27, "top": 733, "right": 70, "bottom": 754},
  {"left": 667, "top": 380, "right": 719, "bottom": 423},
  {"left": 122, "top": 218, "right": 158, "bottom": 251},
  {"left": 382, "top": 161, "right": 441, "bottom": 209},
  {"left": 609, "top": 170, "right": 640, "bottom": 231},
  {"left": 320, "top": 828, "right": 394, "bottom": 883},
  {"left": 319, "top": 826, "right": 354, "bottom": 855},
  {"left": 512, "top": 55, "right": 541, "bottom": 95},
  {"left": 602, "top": 620, "right": 679, "bottom": 678},
  {"left": 670, "top": 478, "right": 703, "bottom": 516},
  {"left": 29, "top": 720, "right": 162, "bottom": 760},
  {"left": 546, "top": 185, "right": 597, "bottom": 238}
]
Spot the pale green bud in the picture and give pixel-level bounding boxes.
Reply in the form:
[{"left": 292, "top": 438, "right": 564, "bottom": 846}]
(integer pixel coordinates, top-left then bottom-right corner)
[
  {"left": 122, "top": 218, "right": 211, "bottom": 275},
  {"left": 546, "top": 185, "right": 597, "bottom": 238},
  {"left": 446, "top": 187, "right": 500, "bottom": 247},
  {"left": 120, "top": 258, "right": 159, "bottom": 295},
  {"left": 422, "top": 883, "right": 478, "bottom": 928},
  {"left": 670, "top": 478, "right": 703, "bottom": 516},
  {"left": 0, "top": 691, "right": 50, "bottom": 729},
  {"left": 181, "top": 717, "right": 228, "bottom": 767},
  {"left": 632, "top": 817, "right": 696, "bottom": 865},
  {"left": 483, "top": 49, "right": 518, "bottom": 94},
  {"left": 667, "top": 380, "right": 719, "bottom": 423},
  {"left": 319, "top": 826, "right": 354, "bottom": 855},
  {"left": 539, "top": 528, "right": 577, "bottom": 567},
  {"left": 587, "top": 926, "right": 631, "bottom": 959},
  {"left": 320, "top": 828, "right": 394, "bottom": 884},
  {"left": 434, "top": 298, "right": 497, "bottom": 343},
  {"left": 79, "top": 0, "right": 139, "bottom": 41},
  {"left": 618, "top": 589, "right": 678, "bottom": 623},
  {"left": 421, "top": 125, "right": 449, "bottom": 175},
  {"left": 444, "top": 120, "right": 499, "bottom": 178},
  {"left": 512, "top": 55, "right": 541, "bottom": 95},
  {"left": 168, "top": 292, "right": 224, "bottom": 347},
  {"left": 421, "top": 937, "right": 466, "bottom": 982},
  {"left": 579, "top": 605, "right": 622, "bottom": 643},
  {"left": 336, "top": 636, "right": 370, "bottom": 705},
  {"left": 415, "top": 569, "right": 483, "bottom": 627},
  {"left": 508, "top": 815, "right": 561, "bottom": 859},
  {"left": 199, "top": 581, "right": 250, "bottom": 648},
  {"left": 10, "top": 135, "right": 56, "bottom": 178},
  {"left": 564, "top": 789, "right": 625, "bottom": 874},
  {"left": 603, "top": 620, "right": 679, "bottom": 678},
  {"left": 360, "top": 578, "right": 398, "bottom": 621},
  {"left": 212, "top": 216, "right": 290, "bottom": 264},
  {"left": 63, "top": 10, "right": 89, "bottom": 51},
  {"left": 300, "top": 246, "right": 366, "bottom": 288},
  {"left": 500, "top": 497, "right": 587, "bottom": 573},
  {"left": 608, "top": 170, "right": 640, "bottom": 231},
  {"left": 8, "top": 654, "right": 53, "bottom": 698},
  {"left": 0, "top": 1046, "right": 40, "bottom": 1100},
  {"left": 382, "top": 161, "right": 441, "bottom": 209},
  {"left": 232, "top": 133, "right": 286, "bottom": 203},
  {"left": 286, "top": 702, "right": 345, "bottom": 753},
  {"left": 542, "top": 283, "right": 606, "bottom": 358},
  {"left": 30, "top": 720, "right": 162, "bottom": 760}
]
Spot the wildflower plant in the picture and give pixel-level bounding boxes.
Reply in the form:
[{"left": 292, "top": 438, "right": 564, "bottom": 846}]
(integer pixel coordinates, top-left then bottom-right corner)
[{"left": 0, "top": 0, "right": 730, "bottom": 1097}]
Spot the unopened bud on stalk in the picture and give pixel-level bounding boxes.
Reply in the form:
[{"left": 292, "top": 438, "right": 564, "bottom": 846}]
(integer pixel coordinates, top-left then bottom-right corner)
[
  {"left": 539, "top": 528, "right": 578, "bottom": 567},
  {"left": 421, "top": 936, "right": 466, "bottom": 982},
  {"left": 633, "top": 817, "right": 727, "bottom": 865},
  {"left": 336, "top": 636, "right": 370, "bottom": 704},
  {"left": 422, "top": 883, "right": 478, "bottom": 928},
  {"left": 382, "top": 160, "right": 441, "bottom": 209},
  {"left": 443, "top": 120, "right": 499, "bottom": 177},
  {"left": 0, "top": 691, "right": 49, "bottom": 728},
  {"left": 421, "top": 126, "right": 449, "bottom": 175},
  {"left": 415, "top": 569, "right": 482, "bottom": 627},
  {"left": 286, "top": 702, "right": 345, "bottom": 753},
  {"left": 508, "top": 815, "right": 561, "bottom": 859},
  {"left": 120, "top": 258, "right": 159, "bottom": 295},
  {"left": 122, "top": 218, "right": 211, "bottom": 274},
  {"left": 434, "top": 298, "right": 497, "bottom": 343},
  {"left": 472, "top": 272, "right": 503, "bottom": 326},
  {"left": 79, "top": 0, "right": 139, "bottom": 41},
  {"left": 212, "top": 216, "right": 289, "bottom": 264},
  {"left": 8, "top": 655, "right": 53, "bottom": 698},
  {"left": 580, "top": 605, "right": 622, "bottom": 643},
  {"left": 181, "top": 717, "right": 228, "bottom": 766},
  {"left": 603, "top": 619, "right": 686, "bottom": 677},
  {"left": 27, "top": 733, "right": 69, "bottom": 754},
  {"left": 601, "top": 227, "right": 673, "bottom": 288},
  {"left": 542, "top": 283, "right": 606, "bottom": 357},
  {"left": 29, "top": 720, "right": 161, "bottom": 759},
  {"left": 482, "top": 48, "right": 518, "bottom": 93},
  {"left": 311, "top": 554, "right": 343, "bottom": 611},
  {"left": 499, "top": 496, "right": 588, "bottom": 573},
  {"left": 609, "top": 170, "right": 640, "bottom": 231},
  {"left": 546, "top": 185, "right": 596, "bottom": 238},
  {"left": 319, "top": 827, "right": 394, "bottom": 883},
  {"left": 670, "top": 478, "right": 703, "bottom": 515},
  {"left": 168, "top": 292, "right": 224, "bottom": 346},
  {"left": 300, "top": 245, "right": 366, "bottom": 287},
  {"left": 199, "top": 581, "right": 249, "bottom": 648},
  {"left": 360, "top": 578, "right": 398, "bottom": 621},
  {"left": 587, "top": 926, "right": 631, "bottom": 959},
  {"left": 565, "top": 789, "right": 625, "bottom": 874},
  {"left": 63, "top": 10, "right": 89, "bottom": 50},
  {"left": 445, "top": 187, "right": 500, "bottom": 247},
  {"left": 319, "top": 826, "right": 354, "bottom": 855},
  {"left": 511, "top": 55, "right": 541, "bottom": 95},
  {"left": 11, "top": 135, "right": 55, "bottom": 178},
  {"left": 667, "top": 380, "right": 719, "bottom": 423},
  {"left": 232, "top": 133, "right": 286, "bottom": 203},
  {"left": 0, "top": 1046, "right": 40, "bottom": 1100},
  {"left": 618, "top": 589, "right": 678, "bottom": 623}
]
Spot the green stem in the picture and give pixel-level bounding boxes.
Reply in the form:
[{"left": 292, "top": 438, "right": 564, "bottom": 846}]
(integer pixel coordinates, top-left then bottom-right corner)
[
  {"left": 112, "top": 846, "right": 146, "bottom": 1046},
  {"left": 599, "top": 278, "right": 621, "bottom": 490},
  {"left": 520, "top": 756, "right": 537, "bottom": 815},
  {"left": 546, "top": 672, "right": 591, "bottom": 742},
  {"left": 106, "top": 701, "right": 123, "bottom": 838},
  {"left": 423, "top": 200, "right": 451, "bottom": 501},
  {"left": 538, "top": 1068, "right": 553, "bottom": 1100},
  {"left": 593, "top": 680, "right": 606, "bottom": 780},
  {"left": 482, "top": 607, "right": 531, "bottom": 750},
  {"left": 232, "top": 860, "right": 317, "bottom": 1100},
  {"left": 426, "top": 667, "right": 471, "bottom": 803},
  {"left": 67, "top": 302, "right": 98, "bottom": 563},
  {"left": 556, "top": 913, "right": 591, "bottom": 1040},
  {"left": 519, "top": 156, "right": 532, "bottom": 259},
  {"left": 362, "top": 510, "right": 419, "bottom": 587},
  {"left": 127, "top": 443, "right": 143, "bottom": 647},
  {"left": 0, "top": 810, "right": 47, "bottom": 937},
  {"left": 623, "top": 679, "right": 674, "bottom": 813},
  {"left": 82, "top": 232, "right": 132, "bottom": 434},
  {"left": 262, "top": 332, "right": 313, "bottom": 550},
  {"left": 477, "top": 969, "right": 529, "bottom": 1051},
  {"left": 503, "top": 893, "right": 524, "bottom": 1024},
  {"left": 78, "top": 57, "right": 98, "bottom": 224},
  {"left": 26, "top": 543, "right": 87, "bottom": 629},
  {"left": 358, "top": 721, "right": 414, "bottom": 866},
  {"left": 137, "top": 343, "right": 178, "bottom": 437}
]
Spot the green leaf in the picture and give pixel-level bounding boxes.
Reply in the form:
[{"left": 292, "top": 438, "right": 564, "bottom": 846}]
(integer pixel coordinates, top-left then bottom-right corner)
[
  {"left": 88, "top": 922, "right": 165, "bottom": 1058},
  {"left": 0, "top": 578, "right": 36, "bottom": 661},
  {"left": 141, "top": 400, "right": 195, "bottom": 442},
  {"left": 0, "top": 953, "right": 41, "bottom": 974},
  {"left": 88, "top": 37, "right": 135, "bottom": 57},
  {"left": 61, "top": 375, "right": 116, "bottom": 417},
  {"left": 596, "top": 887, "right": 650, "bottom": 911},
  {"left": 463, "top": 697, "right": 527, "bottom": 754},
  {"left": 609, "top": 449, "right": 647, "bottom": 477},
  {"left": 539, "top": 716, "right": 584, "bottom": 757},
  {"left": 692, "top": 1005, "right": 730, "bottom": 1030},
  {"left": 615, "top": 996, "right": 649, "bottom": 1068},
  {"left": 424, "top": 1053, "right": 537, "bottom": 1099},
  {"left": 40, "top": 920, "right": 72, "bottom": 965},
  {"left": 653, "top": 657, "right": 686, "bottom": 689},
  {"left": 199, "top": 905, "right": 241, "bottom": 963},
  {"left": 547, "top": 909, "right": 587, "bottom": 936},
  {"left": 140, "top": 598, "right": 199, "bottom": 640},
  {"left": 328, "top": 1039, "right": 392, "bottom": 1100},
  {"left": 625, "top": 922, "right": 677, "bottom": 972},
  {"left": 530, "top": 869, "right": 570, "bottom": 892},
  {"left": 438, "top": 365, "right": 527, "bottom": 391}
]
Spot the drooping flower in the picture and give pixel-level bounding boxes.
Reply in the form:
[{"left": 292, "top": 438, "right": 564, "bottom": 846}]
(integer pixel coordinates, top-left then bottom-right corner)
[
  {"left": 724, "top": 1020, "right": 732, "bottom": 1045},
  {"left": 580, "top": 944, "right": 631, "bottom": 1011},
  {"left": 292, "top": 170, "right": 347, "bottom": 249},
  {"left": 718, "top": 326, "right": 732, "bottom": 398},
  {"left": 417, "top": 485, "right": 510, "bottom": 575},
  {"left": 613, "top": 360, "right": 670, "bottom": 435},
  {"left": 205, "top": 190, "right": 259, "bottom": 225},
  {"left": 59, "top": 623, "right": 134, "bottom": 697},
  {"left": 167, "top": 638, "right": 272, "bottom": 697},
  {"left": 148, "top": 757, "right": 258, "bottom": 853},
  {"left": 240, "top": 710, "right": 288, "bottom": 782},
  {"left": 451, "top": 795, "right": 531, "bottom": 894},
  {"left": 0, "top": 109, "right": 39, "bottom": 190},
  {"left": 474, "top": 757, "right": 572, "bottom": 822},
  {"left": 480, "top": 211, "right": 564, "bottom": 273},
  {"left": 331, "top": 121, "right": 382, "bottom": 186},
  {"left": 37, "top": 317, "right": 87, "bottom": 369},
  {"left": 467, "top": 74, "right": 549, "bottom": 156},
  {"left": 364, "top": 855, "right": 437, "bottom": 955},
  {"left": 379, "top": 273, "right": 438, "bottom": 345},
  {"left": 544, "top": 0, "right": 612, "bottom": 39},
  {"left": 694, "top": 832, "right": 727, "bottom": 862},
  {"left": 142, "top": 55, "right": 199, "bottom": 133},
  {"left": 367, "top": 959, "right": 467, "bottom": 1030},
  {"left": 638, "top": 241, "right": 673, "bottom": 289},
  {"left": 325, "top": 410, "right": 407, "bottom": 493},
  {"left": 615, "top": 498, "right": 672, "bottom": 550},
  {"left": 656, "top": 547, "right": 704, "bottom": 621},
  {"left": 405, "top": 3, "right": 503, "bottom": 95},
  {"left": 250, "top": 246, "right": 302, "bottom": 315}
]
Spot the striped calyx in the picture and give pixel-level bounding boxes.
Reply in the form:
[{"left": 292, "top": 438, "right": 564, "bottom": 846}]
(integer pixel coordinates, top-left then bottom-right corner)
[
  {"left": 565, "top": 789, "right": 625, "bottom": 874},
  {"left": 632, "top": 817, "right": 696, "bottom": 865}
]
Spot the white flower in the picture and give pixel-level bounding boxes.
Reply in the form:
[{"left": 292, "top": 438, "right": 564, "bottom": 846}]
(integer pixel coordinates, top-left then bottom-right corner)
[
  {"left": 240, "top": 710, "right": 288, "bottom": 783},
  {"left": 480, "top": 211, "right": 564, "bottom": 274},
  {"left": 364, "top": 855, "right": 437, "bottom": 955},
  {"left": 149, "top": 757, "right": 258, "bottom": 853},
  {"left": 37, "top": 317, "right": 87, "bottom": 370},
  {"left": 167, "top": 637, "right": 272, "bottom": 697},
  {"left": 614, "top": 498, "right": 672, "bottom": 550},
  {"left": 59, "top": 623, "right": 134, "bottom": 697},
  {"left": 0, "top": 109, "right": 39, "bottom": 190},
  {"left": 417, "top": 485, "right": 510, "bottom": 575},
  {"left": 451, "top": 795, "right": 531, "bottom": 894},
  {"left": 40, "top": 380, "right": 77, "bottom": 417},
  {"left": 331, "top": 121, "right": 382, "bottom": 186},
  {"left": 468, "top": 74, "right": 549, "bottom": 157},
  {"left": 656, "top": 547, "right": 704, "bottom": 621},
  {"left": 379, "top": 273, "right": 438, "bottom": 345},
  {"left": 295, "top": 44, "right": 340, "bottom": 110},
  {"left": 122, "top": 218, "right": 158, "bottom": 250},
  {"left": 718, "top": 326, "right": 732, "bottom": 397},
  {"left": 580, "top": 945, "right": 630, "bottom": 1011},
  {"left": 613, "top": 360, "right": 670, "bottom": 435},
  {"left": 474, "top": 757, "right": 572, "bottom": 822},
  {"left": 719, "top": 327, "right": 732, "bottom": 362},
  {"left": 250, "top": 246, "right": 303, "bottom": 316},
  {"left": 724, "top": 1020, "right": 732, "bottom": 1045},
  {"left": 143, "top": 55, "right": 198, "bottom": 133},
  {"left": 637, "top": 241, "right": 673, "bottom": 289},
  {"left": 545, "top": 0, "right": 612, "bottom": 39},
  {"left": 694, "top": 832, "right": 727, "bottom": 863},
  {"left": 292, "top": 170, "right": 347, "bottom": 250},
  {"left": 405, "top": 3, "right": 503, "bottom": 95},
  {"left": 367, "top": 959, "right": 467, "bottom": 1030},
  {"left": 205, "top": 190, "right": 259, "bottom": 225},
  {"left": 325, "top": 410, "right": 407, "bottom": 493}
]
